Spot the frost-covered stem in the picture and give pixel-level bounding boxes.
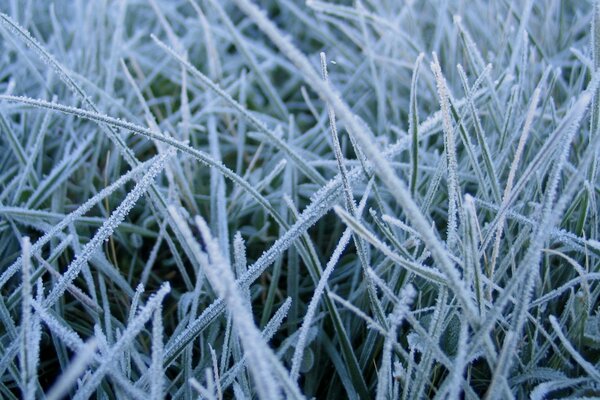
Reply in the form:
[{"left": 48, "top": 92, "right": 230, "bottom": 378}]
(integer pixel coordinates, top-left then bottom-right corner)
[
  {"left": 290, "top": 227, "right": 353, "bottom": 381},
  {"left": 375, "top": 284, "right": 416, "bottom": 400},
  {"left": 219, "top": 298, "right": 292, "bottom": 391},
  {"left": 233, "top": 232, "right": 250, "bottom": 308},
  {"left": 209, "top": 345, "right": 223, "bottom": 400},
  {"left": 320, "top": 51, "right": 387, "bottom": 328},
  {"left": 464, "top": 195, "right": 485, "bottom": 317},
  {"left": 45, "top": 339, "right": 98, "bottom": 400},
  {"left": 44, "top": 150, "right": 171, "bottom": 307},
  {"left": 208, "top": 116, "right": 230, "bottom": 263},
  {"left": 73, "top": 283, "right": 171, "bottom": 400},
  {"left": 447, "top": 317, "right": 469, "bottom": 399},
  {"left": 231, "top": 0, "right": 478, "bottom": 323},
  {"left": 151, "top": 306, "right": 165, "bottom": 400},
  {"left": 489, "top": 88, "right": 541, "bottom": 297},
  {"left": 20, "top": 237, "right": 35, "bottom": 400},
  {"left": 409, "top": 53, "right": 424, "bottom": 195},
  {"left": 549, "top": 315, "right": 600, "bottom": 382},
  {"left": 0, "top": 157, "right": 155, "bottom": 290},
  {"left": 193, "top": 215, "right": 283, "bottom": 400},
  {"left": 431, "top": 54, "right": 460, "bottom": 250}
]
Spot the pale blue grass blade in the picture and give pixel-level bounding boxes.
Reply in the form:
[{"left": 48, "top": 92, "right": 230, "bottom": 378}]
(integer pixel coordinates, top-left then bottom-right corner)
[
  {"left": 431, "top": 54, "right": 461, "bottom": 250},
  {"left": 19, "top": 237, "right": 35, "bottom": 400},
  {"left": 489, "top": 87, "right": 541, "bottom": 291},
  {"left": 150, "top": 306, "right": 165, "bottom": 400},
  {"left": 44, "top": 150, "right": 172, "bottom": 308},
  {"left": 168, "top": 206, "right": 285, "bottom": 400},
  {"left": 409, "top": 53, "right": 424, "bottom": 196},
  {"left": 207, "top": 117, "right": 230, "bottom": 263},
  {"left": 45, "top": 339, "right": 98, "bottom": 400},
  {"left": 219, "top": 297, "right": 292, "bottom": 391},
  {"left": 320, "top": 51, "right": 387, "bottom": 328},
  {"left": 72, "top": 282, "right": 170, "bottom": 400}
]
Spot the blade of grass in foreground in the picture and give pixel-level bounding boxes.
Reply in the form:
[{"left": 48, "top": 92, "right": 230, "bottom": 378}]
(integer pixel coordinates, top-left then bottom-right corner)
[{"left": 168, "top": 206, "right": 297, "bottom": 400}]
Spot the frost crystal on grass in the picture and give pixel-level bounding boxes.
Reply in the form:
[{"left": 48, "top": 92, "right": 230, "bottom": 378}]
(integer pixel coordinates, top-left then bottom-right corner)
[
  {"left": 44, "top": 150, "right": 172, "bottom": 307},
  {"left": 1, "top": 1, "right": 599, "bottom": 399}
]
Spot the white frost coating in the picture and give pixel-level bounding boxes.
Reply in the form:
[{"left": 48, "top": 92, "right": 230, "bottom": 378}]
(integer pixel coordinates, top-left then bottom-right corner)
[
  {"left": 549, "top": 315, "right": 600, "bottom": 383},
  {"left": 334, "top": 206, "right": 446, "bottom": 284},
  {"left": 45, "top": 339, "right": 98, "bottom": 400},
  {"left": 456, "top": 63, "right": 502, "bottom": 203},
  {"left": 290, "top": 175, "right": 373, "bottom": 381},
  {"left": 431, "top": 54, "right": 460, "bottom": 251},
  {"left": 209, "top": 345, "right": 222, "bottom": 400},
  {"left": 233, "top": 232, "right": 251, "bottom": 308},
  {"left": 231, "top": 0, "right": 478, "bottom": 323},
  {"left": 0, "top": 158, "right": 155, "bottom": 289},
  {"left": 44, "top": 150, "right": 172, "bottom": 308},
  {"left": 19, "top": 237, "right": 35, "bottom": 400},
  {"left": 129, "top": 284, "right": 145, "bottom": 324},
  {"left": 290, "top": 226, "right": 353, "bottom": 381},
  {"left": 445, "top": 317, "right": 469, "bottom": 399},
  {"left": 219, "top": 297, "right": 292, "bottom": 390},
  {"left": 193, "top": 214, "right": 284, "bottom": 400},
  {"left": 208, "top": 117, "right": 230, "bottom": 264},
  {"left": 375, "top": 284, "right": 415, "bottom": 400},
  {"left": 490, "top": 87, "right": 541, "bottom": 287},
  {"left": 30, "top": 299, "right": 85, "bottom": 349},
  {"left": 150, "top": 34, "right": 325, "bottom": 186},
  {"left": 73, "top": 282, "right": 171, "bottom": 400},
  {"left": 150, "top": 306, "right": 165, "bottom": 400},
  {"left": 409, "top": 53, "right": 425, "bottom": 195},
  {"left": 141, "top": 220, "right": 167, "bottom": 286}
]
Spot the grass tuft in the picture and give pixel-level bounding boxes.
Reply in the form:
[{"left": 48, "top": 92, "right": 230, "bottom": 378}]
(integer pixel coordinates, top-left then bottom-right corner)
[{"left": 0, "top": 0, "right": 599, "bottom": 398}]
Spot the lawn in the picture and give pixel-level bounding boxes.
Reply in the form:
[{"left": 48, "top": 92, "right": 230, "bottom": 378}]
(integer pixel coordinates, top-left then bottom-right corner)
[{"left": 0, "top": 0, "right": 599, "bottom": 398}]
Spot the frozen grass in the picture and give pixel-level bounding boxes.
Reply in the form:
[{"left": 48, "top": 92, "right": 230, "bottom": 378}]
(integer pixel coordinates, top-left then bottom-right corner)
[{"left": 0, "top": 0, "right": 599, "bottom": 398}]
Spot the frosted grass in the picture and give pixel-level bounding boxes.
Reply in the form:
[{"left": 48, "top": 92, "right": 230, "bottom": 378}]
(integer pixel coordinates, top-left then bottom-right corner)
[
  {"left": 168, "top": 206, "right": 285, "bottom": 399},
  {"left": 44, "top": 150, "right": 172, "bottom": 307},
  {"left": 1, "top": 0, "right": 599, "bottom": 398}
]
